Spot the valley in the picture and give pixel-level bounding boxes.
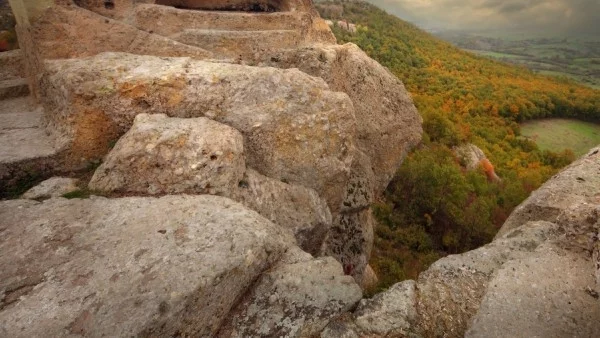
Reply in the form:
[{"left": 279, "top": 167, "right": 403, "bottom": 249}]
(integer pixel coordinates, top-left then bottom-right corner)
[
  {"left": 316, "top": 0, "right": 600, "bottom": 291},
  {"left": 436, "top": 31, "right": 600, "bottom": 89}
]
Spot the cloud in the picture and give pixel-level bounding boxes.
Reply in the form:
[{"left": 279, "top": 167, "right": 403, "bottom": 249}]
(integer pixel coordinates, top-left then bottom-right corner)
[{"left": 366, "top": 0, "right": 600, "bottom": 35}]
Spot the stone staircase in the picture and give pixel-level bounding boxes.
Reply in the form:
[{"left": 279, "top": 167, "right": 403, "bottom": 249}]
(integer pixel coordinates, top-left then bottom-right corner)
[
  {"left": 0, "top": 49, "right": 29, "bottom": 100},
  {"left": 132, "top": 4, "right": 310, "bottom": 59},
  {"left": 172, "top": 29, "right": 301, "bottom": 59},
  {"left": 0, "top": 50, "right": 61, "bottom": 196}
]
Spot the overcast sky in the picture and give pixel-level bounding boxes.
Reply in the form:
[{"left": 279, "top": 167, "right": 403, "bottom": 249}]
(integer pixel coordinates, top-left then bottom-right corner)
[{"left": 367, "top": 0, "right": 600, "bottom": 35}]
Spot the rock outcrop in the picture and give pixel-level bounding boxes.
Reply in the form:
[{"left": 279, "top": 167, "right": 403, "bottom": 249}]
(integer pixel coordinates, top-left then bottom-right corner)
[
  {"left": 454, "top": 143, "right": 500, "bottom": 181},
  {"left": 3, "top": 0, "right": 422, "bottom": 286},
  {"left": 41, "top": 53, "right": 355, "bottom": 212},
  {"left": 0, "top": 0, "right": 426, "bottom": 335},
  {"left": 0, "top": 195, "right": 360, "bottom": 337},
  {"left": 321, "top": 146, "right": 600, "bottom": 338},
  {"left": 260, "top": 43, "right": 422, "bottom": 282},
  {"left": 2, "top": 0, "right": 600, "bottom": 336}
]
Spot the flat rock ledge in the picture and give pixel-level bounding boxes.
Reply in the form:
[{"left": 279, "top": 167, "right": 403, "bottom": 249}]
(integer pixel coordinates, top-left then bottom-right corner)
[{"left": 0, "top": 195, "right": 361, "bottom": 337}]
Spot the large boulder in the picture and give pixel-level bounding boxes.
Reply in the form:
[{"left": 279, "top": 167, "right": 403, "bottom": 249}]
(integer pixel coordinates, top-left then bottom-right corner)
[
  {"left": 320, "top": 146, "right": 600, "bottom": 337},
  {"left": 88, "top": 113, "right": 332, "bottom": 254},
  {"left": 260, "top": 43, "right": 423, "bottom": 283},
  {"left": 0, "top": 195, "right": 360, "bottom": 337},
  {"left": 40, "top": 52, "right": 356, "bottom": 213},
  {"left": 0, "top": 195, "right": 293, "bottom": 337},
  {"left": 89, "top": 114, "right": 245, "bottom": 196},
  {"left": 466, "top": 240, "right": 600, "bottom": 337},
  {"left": 262, "top": 43, "right": 423, "bottom": 195}
]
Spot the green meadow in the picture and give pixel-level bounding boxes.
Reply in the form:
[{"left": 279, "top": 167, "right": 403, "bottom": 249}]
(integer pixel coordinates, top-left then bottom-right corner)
[{"left": 520, "top": 119, "right": 600, "bottom": 156}]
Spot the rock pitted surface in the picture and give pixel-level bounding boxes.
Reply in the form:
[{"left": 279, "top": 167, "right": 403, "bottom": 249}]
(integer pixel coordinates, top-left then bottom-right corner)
[
  {"left": 0, "top": 195, "right": 360, "bottom": 337},
  {"left": 0, "top": 195, "right": 290, "bottom": 337},
  {"left": 41, "top": 52, "right": 355, "bottom": 212},
  {"left": 88, "top": 113, "right": 333, "bottom": 255},
  {"left": 322, "top": 146, "right": 600, "bottom": 338},
  {"left": 219, "top": 247, "right": 362, "bottom": 337},
  {"left": 233, "top": 169, "right": 332, "bottom": 255},
  {"left": 89, "top": 113, "right": 246, "bottom": 196}
]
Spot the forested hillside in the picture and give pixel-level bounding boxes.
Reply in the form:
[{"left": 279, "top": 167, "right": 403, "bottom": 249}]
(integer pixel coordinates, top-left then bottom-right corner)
[{"left": 316, "top": 1, "right": 600, "bottom": 290}]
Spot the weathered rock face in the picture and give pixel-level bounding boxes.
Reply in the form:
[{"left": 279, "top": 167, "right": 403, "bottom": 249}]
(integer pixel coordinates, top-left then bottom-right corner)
[
  {"left": 262, "top": 43, "right": 422, "bottom": 195},
  {"left": 322, "top": 207, "right": 374, "bottom": 281},
  {"left": 233, "top": 169, "right": 332, "bottom": 255},
  {"left": 41, "top": 52, "right": 355, "bottom": 212},
  {"left": 0, "top": 195, "right": 360, "bottom": 337},
  {"left": 260, "top": 43, "right": 422, "bottom": 282},
  {"left": 0, "top": 195, "right": 293, "bottom": 337},
  {"left": 497, "top": 147, "right": 600, "bottom": 238},
  {"left": 6, "top": 0, "right": 423, "bottom": 298},
  {"left": 322, "top": 146, "right": 600, "bottom": 338},
  {"left": 219, "top": 247, "right": 362, "bottom": 337},
  {"left": 88, "top": 113, "right": 332, "bottom": 255},
  {"left": 21, "top": 176, "right": 79, "bottom": 199},
  {"left": 89, "top": 114, "right": 246, "bottom": 196}
]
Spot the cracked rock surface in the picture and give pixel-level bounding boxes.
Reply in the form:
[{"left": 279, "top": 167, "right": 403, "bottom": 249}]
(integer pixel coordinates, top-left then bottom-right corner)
[{"left": 0, "top": 195, "right": 360, "bottom": 337}]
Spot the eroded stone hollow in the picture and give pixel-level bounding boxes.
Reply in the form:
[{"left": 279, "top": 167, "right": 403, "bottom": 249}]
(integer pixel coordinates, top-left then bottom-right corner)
[{"left": 155, "top": 0, "right": 289, "bottom": 12}]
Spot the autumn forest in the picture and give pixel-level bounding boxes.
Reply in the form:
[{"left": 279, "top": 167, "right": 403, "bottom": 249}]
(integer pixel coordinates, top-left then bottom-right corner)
[{"left": 316, "top": 1, "right": 600, "bottom": 291}]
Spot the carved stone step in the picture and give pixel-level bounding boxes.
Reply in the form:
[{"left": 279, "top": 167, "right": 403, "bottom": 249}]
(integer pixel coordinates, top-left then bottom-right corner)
[
  {"left": 0, "top": 97, "right": 61, "bottom": 196},
  {"left": 0, "top": 78, "right": 29, "bottom": 100},
  {"left": 0, "top": 49, "right": 25, "bottom": 82},
  {"left": 172, "top": 29, "right": 301, "bottom": 58},
  {"left": 134, "top": 4, "right": 311, "bottom": 36}
]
